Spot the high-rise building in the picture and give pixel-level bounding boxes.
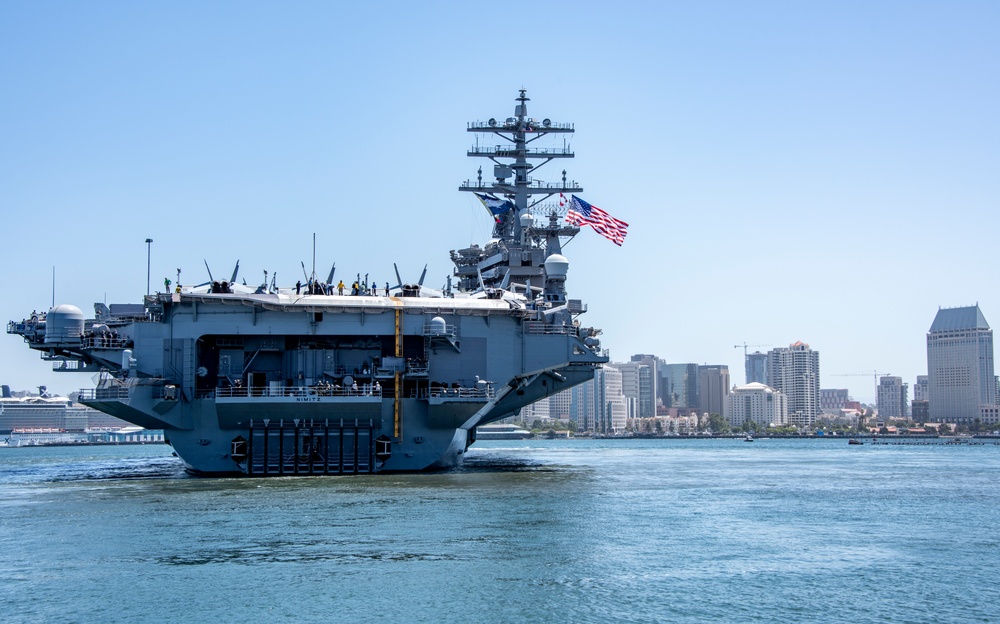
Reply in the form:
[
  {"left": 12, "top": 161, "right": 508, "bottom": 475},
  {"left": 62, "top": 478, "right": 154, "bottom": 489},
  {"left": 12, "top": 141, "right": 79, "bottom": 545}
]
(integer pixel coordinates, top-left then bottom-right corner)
[
  {"left": 746, "top": 351, "right": 768, "bottom": 385},
  {"left": 558, "top": 364, "right": 628, "bottom": 433},
  {"left": 630, "top": 354, "right": 660, "bottom": 415},
  {"left": 521, "top": 395, "right": 551, "bottom": 422},
  {"left": 927, "top": 305, "right": 996, "bottom": 424},
  {"left": 593, "top": 365, "right": 627, "bottom": 433},
  {"left": 877, "top": 376, "right": 908, "bottom": 419},
  {"left": 698, "top": 365, "right": 730, "bottom": 420},
  {"left": 767, "top": 341, "right": 820, "bottom": 427},
  {"left": 728, "top": 382, "right": 787, "bottom": 428},
  {"left": 569, "top": 380, "right": 595, "bottom": 431},
  {"left": 660, "top": 363, "right": 699, "bottom": 410},
  {"left": 614, "top": 359, "right": 656, "bottom": 418},
  {"left": 913, "top": 375, "right": 929, "bottom": 401},
  {"left": 549, "top": 387, "right": 573, "bottom": 421},
  {"left": 820, "top": 388, "right": 849, "bottom": 412}
]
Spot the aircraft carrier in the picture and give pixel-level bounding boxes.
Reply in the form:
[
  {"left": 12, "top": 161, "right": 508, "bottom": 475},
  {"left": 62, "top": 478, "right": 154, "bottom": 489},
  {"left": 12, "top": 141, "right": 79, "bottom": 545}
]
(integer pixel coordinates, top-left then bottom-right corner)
[{"left": 7, "top": 90, "right": 608, "bottom": 475}]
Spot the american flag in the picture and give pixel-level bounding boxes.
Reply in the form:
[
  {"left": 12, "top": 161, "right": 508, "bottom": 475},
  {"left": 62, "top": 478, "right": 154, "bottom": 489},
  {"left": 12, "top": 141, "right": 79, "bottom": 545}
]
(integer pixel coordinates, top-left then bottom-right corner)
[{"left": 566, "top": 195, "right": 628, "bottom": 246}]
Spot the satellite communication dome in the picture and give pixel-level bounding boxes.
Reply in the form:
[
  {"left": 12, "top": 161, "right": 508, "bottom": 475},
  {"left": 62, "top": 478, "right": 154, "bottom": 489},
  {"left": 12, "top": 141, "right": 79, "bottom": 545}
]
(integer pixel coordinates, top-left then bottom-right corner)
[
  {"left": 543, "top": 254, "right": 570, "bottom": 278},
  {"left": 45, "top": 304, "right": 84, "bottom": 342},
  {"left": 519, "top": 212, "right": 534, "bottom": 228},
  {"left": 429, "top": 316, "right": 447, "bottom": 335}
]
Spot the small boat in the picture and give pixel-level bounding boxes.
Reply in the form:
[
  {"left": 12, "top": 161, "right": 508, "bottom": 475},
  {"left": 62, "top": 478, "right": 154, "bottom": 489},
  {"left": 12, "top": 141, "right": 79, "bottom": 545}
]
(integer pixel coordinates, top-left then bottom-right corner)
[
  {"left": 743, "top": 434, "right": 754, "bottom": 442},
  {"left": 848, "top": 439, "right": 863, "bottom": 445}
]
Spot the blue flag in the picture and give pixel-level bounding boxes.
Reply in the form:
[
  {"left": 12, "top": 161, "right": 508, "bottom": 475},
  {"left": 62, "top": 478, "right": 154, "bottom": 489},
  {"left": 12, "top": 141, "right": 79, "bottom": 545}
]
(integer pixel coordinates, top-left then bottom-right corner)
[{"left": 475, "top": 193, "right": 513, "bottom": 216}]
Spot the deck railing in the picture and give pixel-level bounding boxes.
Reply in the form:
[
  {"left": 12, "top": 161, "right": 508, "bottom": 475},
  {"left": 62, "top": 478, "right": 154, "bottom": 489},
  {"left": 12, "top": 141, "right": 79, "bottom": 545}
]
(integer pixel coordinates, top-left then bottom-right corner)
[
  {"left": 523, "top": 322, "right": 578, "bottom": 336},
  {"left": 215, "top": 385, "right": 384, "bottom": 399}
]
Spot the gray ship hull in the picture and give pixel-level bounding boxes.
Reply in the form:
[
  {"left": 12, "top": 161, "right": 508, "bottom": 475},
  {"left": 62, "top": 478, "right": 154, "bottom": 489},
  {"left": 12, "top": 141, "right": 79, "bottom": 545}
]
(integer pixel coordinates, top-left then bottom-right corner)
[{"left": 64, "top": 292, "right": 602, "bottom": 475}]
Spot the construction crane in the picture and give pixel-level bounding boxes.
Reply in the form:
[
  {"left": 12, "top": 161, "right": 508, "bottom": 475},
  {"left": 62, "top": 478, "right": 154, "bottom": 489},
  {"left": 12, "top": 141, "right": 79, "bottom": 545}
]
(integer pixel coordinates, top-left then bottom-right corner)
[
  {"left": 832, "top": 370, "right": 892, "bottom": 431},
  {"left": 832, "top": 370, "right": 892, "bottom": 405},
  {"left": 833, "top": 370, "right": 891, "bottom": 384},
  {"left": 733, "top": 342, "right": 769, "bottom": 358}
]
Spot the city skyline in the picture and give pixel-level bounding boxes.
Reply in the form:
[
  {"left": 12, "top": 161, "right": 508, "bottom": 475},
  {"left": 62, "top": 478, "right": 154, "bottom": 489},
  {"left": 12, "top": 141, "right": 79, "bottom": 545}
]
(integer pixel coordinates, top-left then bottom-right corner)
[{"left": 2, "top": 3, "right": 998, "bottom": 403}]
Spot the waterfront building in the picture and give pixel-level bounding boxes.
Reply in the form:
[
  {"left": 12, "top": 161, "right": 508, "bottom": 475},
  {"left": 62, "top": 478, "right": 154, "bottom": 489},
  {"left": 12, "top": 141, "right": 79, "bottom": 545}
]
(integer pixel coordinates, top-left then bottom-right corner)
[
  {"left": 978, "top": 405, "right": 1000, "bottom": 426},
  {"left": 520, "top": 394, "right": 551, "bottom": 422},
  {"left": 926, "top": 305, "right": 996, "bottom": 424},
  {"left": 548, "top": 387, "right": 573, "bottom": 421},
  {"left": 570, "top": 381, "right": 594, "bottom": 431},
  {"left": 697, "top": 365, "right": 730, "bottom": 421},
  {"left": 593, "top": 365, "right": 628, "bottom": 433},
  {"left": 766, "top": 342, "right": 820, "bottom": 427},
  {"left": 660, "top": 363, "right": 699, "bottom": 410},
  {"left": 559, "top": 365, "right": 628, "bottom": 434},
  {"left": 613, "top": 360, "right": 656, "bottom": 418},
  {"left": 632, "top": 353, "right": 661, "bottom": 418},
  {"left": 911, "top": 400, "right": 929, "bottom": 423},
  {"left": 914, "top": 375, "right": 929, "bottom": 401},
  {"left": 745, "top": 351, "right": 768, "bottom": 385},
  {"left": 877, "top": 376, "right": 909, "bottom": 419},
  {"left": 820, "top": 388, "right": 850, "bottom": 412},
  {"left": 727, "top": 382, "right": 787, "bottom": 428}
]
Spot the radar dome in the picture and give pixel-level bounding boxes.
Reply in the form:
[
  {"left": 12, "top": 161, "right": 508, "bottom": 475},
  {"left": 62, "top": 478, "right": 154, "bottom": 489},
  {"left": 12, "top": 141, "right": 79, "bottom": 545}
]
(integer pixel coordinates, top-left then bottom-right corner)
[
  {"left": 429, "top": 316, "right": 447, "bottom": 335},
  {"left": 543, "top": 254, "right": 569, "bottom": 278},
  {"left": 519, "top": 212, "right": 534, "bottom": 228},
  {"left": 45, "top": 304, "right": 84, "bottom": 343}
]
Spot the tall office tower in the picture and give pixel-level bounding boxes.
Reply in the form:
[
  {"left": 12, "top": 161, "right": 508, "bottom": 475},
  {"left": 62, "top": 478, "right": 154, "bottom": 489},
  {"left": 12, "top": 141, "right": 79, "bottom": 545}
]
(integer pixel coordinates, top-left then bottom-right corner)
[
  {"left": 728, "top": 383, "right": 787, "bottom": 428},
  {"left": 630, "top": 354, "right": 660, "bottom": 415},
  {"left": 913, "top": 375, "right": 929, "bottom": 401},
  {"left": 569, "top": 378, "right": 595, "bottom": 431},
  {"left": 592, "top": 365, "right": 627, "bottom": 434},
  {"left": 612, "top": 362, "right": 640, "bottom": 419},
  {"left": 767, "top": 341, "right": 821, "bottom": 427},
  {"left": 877, "top": 376, "right": 908, "bottom": 419},
  {"left": 698, "top": 365, "right": 730, "bottom": 420},
  {"left": 614, "top": 360, "right": 655, "bottom": 418},
  {"left": 660, "top": 363, "right": 699, "bottom": 409},
  {"left": 549, "top": 386, "right": 573, "bottom": 421},
  {"left": 927, "top": 305, "right": 996, "bottom": 424},
  {"left": 820, "top": 388, "right": 849, "bottom": 412},
  {"left": 746, "top": 351, "right": 768, "bottom": 385},
  {"left": 521, "top": 395, "right": 551, "bottom": 422}
]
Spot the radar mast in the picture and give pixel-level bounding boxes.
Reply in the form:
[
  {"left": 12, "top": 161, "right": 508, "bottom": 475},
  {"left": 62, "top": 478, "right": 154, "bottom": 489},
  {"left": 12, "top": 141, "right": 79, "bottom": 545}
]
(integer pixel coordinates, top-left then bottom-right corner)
[{"left": 454, "top": 90, "right": 582, "bottom": 295}]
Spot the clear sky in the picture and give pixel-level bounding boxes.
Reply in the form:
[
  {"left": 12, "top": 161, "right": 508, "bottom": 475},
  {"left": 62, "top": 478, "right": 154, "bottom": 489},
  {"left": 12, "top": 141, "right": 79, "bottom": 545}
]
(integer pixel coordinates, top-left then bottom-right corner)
[{"left": 2, "top": 1, "right": 998, "bottom": 404}]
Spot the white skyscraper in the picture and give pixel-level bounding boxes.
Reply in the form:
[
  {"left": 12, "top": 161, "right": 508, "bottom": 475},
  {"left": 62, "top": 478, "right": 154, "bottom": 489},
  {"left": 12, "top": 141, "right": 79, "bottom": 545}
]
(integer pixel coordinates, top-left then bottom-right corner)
[
  {"left": 766, "top": 341, "right": 820, "bottom": 427},
  {"left": 593, "top": 365, "right": 627, "bottom": 433}
]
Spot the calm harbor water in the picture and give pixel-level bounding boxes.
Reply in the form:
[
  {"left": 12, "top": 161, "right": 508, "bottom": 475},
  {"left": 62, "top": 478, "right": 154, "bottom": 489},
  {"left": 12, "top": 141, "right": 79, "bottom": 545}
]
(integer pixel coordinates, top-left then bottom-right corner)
[{"left": 1, "top": 438, "right": 998, "bottom": 624}]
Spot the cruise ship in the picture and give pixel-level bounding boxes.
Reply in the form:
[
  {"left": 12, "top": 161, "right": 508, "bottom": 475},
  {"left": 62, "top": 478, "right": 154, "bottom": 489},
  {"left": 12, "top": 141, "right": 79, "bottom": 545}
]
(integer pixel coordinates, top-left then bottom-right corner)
[{"left": 0, "top": 385, "right": 154, "bottom": 446}]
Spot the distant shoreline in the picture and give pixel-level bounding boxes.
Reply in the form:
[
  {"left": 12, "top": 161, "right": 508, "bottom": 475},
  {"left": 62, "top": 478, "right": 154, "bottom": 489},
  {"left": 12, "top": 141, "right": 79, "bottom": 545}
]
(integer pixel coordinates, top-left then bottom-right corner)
[
  {"left": 531, "top": 433, "right": 1000, "bottom": 442},
  {"left": 0, "top": 441, "right": 167, "bottom": 449}
]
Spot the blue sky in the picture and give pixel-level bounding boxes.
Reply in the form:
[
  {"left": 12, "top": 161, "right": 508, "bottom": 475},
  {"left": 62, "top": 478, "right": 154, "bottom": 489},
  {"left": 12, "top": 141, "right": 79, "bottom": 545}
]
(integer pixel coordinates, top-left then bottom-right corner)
[{"left": 2, "top": 1, "right": 998, "bottom": 403}]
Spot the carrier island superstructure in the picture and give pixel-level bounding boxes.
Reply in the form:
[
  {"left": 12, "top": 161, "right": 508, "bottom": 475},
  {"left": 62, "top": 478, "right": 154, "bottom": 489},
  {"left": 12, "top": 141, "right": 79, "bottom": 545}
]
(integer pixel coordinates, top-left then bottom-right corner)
[{"left": 8, "top": 90, "right": 608, "bottom": 475}]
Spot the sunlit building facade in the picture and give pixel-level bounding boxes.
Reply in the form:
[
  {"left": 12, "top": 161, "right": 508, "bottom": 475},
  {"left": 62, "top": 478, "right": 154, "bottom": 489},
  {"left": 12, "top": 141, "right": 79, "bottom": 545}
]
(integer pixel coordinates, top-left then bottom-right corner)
[
  {"left": 927, "top": 305, "right": 996, "bottom": 424},
  {"left": 728, "top": 382, "right": 787, "bottom": 428},
  {"left": 767, "top": 341, "right": 820, "bottom": 427}
]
